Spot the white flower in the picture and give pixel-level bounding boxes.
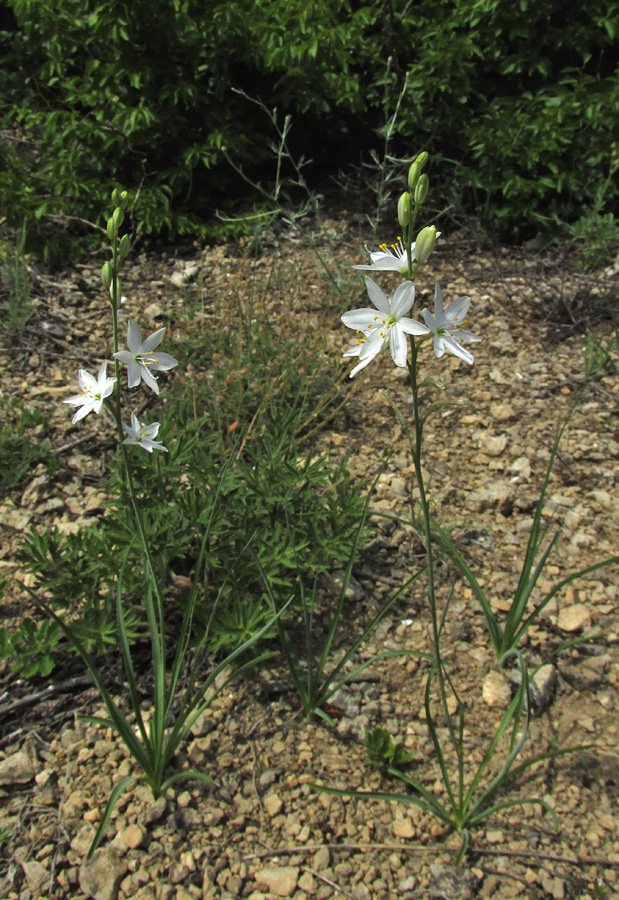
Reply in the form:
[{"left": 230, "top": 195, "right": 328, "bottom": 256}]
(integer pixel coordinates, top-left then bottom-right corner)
[
  {"left": 114, "top": 320, "right": 178, "bottom": 394},
  {"left": 342, "top": 277, "right": 429, "bottom": 377},
  {"left": 122, "top": 413, "right": 167, "bottom": 453},
  {"left": 353, "top": 236, "right": 410, "bottom": 275},
  {"left": 64, "top": 362, "right": 116, "bottom": 423},
  {"left": 422, "top": 283, "right": 481, "bottom": 365},
  {"left": 352, "top": 232, "right": 441, "bottom": 275}
]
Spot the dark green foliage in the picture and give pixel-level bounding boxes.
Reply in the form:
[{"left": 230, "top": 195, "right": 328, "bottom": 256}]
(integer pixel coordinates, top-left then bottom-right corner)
[
  {"left": 0, "top": 397, "right": 55, "bottom": 497},
  {"left": 10, "top": 401, "right": 367, "bottom": 674},
  {"left": 1, "top": 0, "right": 618, "bottom": 256},
  {"left": 364, "top": 726, "right": 413, "bottom": 771}
]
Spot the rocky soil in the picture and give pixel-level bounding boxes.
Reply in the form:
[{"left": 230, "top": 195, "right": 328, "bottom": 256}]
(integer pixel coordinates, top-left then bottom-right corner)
[{"left": 1, "top": 220, "right": 619, "bottom": 900}]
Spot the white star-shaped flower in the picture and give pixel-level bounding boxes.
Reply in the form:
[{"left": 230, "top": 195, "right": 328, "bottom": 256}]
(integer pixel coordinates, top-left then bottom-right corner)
[
  {"left": 114, "top": 319, "right": 178, "bottom": 394},
  {"left": 352, "top": 232, "right": 441, "bottom": 275},
  {"left": 342, "top": 277, "right": 429, "bottom": 377},
  {"left": 64, "top": 362, "right": 116, "bottom": 423},
  {"left": 122, "top": 413, "right": 167, "bottom": 453},
  {"left": 422, "top": 283, "right": 481, "bottom": 365}
]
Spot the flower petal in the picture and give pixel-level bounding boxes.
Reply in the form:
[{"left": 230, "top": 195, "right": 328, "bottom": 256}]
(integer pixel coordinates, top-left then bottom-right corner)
[
  {"left": 444, "top": 296, "right": 470, "bottom": 322},
  {"left": 458, "top": 329, "right": 482, "bottom": 344},
  {"left": 390, "top": 281, "right": 415, "bottom": 318},
  {"left": 433, "top": 283, "right": 445, "bottom": 321},
  {"left": 341, "top": 308, "right": 379, "bottom": 330},
  {"left": 96, "top": 360, "right": 109, "bottom": 384},
  {"left": 422, "top": 309, "right": 437, "bottom": 331},
  {"left": 64, "top": 394, "right": 85, "bottom": 407},
  {"left": 433, "top": 335, "right": 446, "bottom": 358},
  {"left": 72, "top": 402, "right": 94, "bottom": 423},
  {"left": 389, "top": 325, "right": 407, "bottom": 368},
  {"left": 141, "top": 327, "right": 166, "bottom": 354},
  {"left": 365, "top": 277, "right": 391, "bottom": 314},
  {"left": 127, "top": 320, "right": 143, "bottom": 353},
  {"left": 398, "top": 316, "right": 430, "bottom": 336},
  {"left": 343, "top": 344, "right": 363, "bottom": 358},
  {"left": 442, "top": 336, "right": 475, "bottom": 364},
  {"left": 78, "top": 369, "right": 97, "bottom": 392},
  {"left": 357, "top": 329, "right": 384, "bottom": 361},
  {"left": 150, "top": 351, "right": 177, "bottom": 371},
  {"left": 141, "top": 367, "right": 160, "bottom": 394},
  {"left": 125, "top": 360, "right": 142, "bottom": 389},
  {"left": 349, "top": 355, "right": 375, "bottom": 377}
]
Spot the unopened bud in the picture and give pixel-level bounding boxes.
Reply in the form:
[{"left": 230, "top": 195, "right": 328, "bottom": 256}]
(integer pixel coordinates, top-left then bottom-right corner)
[
  {"left": 111, "top": 187, "right": 130, "bottom": 210},
  {"left": 397, "top": 192, "right": 411, "bottom": 226},
  {"left": 109, "top": 277, "right": 121, "bottom": 303},
  {"left": 415, "top": 151, "right": 429, "bottom": 170},
  {"left": 101, "top": 261, "right": 113, "bottom": 289},
  {"left": 415, "top": 225, "right": 437, "bottom": 264},
  {"left": 118, "top": 234, "right": 131, "bottom": 261},
  {"left": 408, "top": 161, "right": 421, "bottom": 192},
  {"left": 414, "top": 174, "right": 429, "bottom": 205},
  {"left": 107, "top": 207, "right": 125, "bottom": 240}
]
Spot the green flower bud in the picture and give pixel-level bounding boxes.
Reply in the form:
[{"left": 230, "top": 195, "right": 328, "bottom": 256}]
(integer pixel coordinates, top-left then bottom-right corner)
[
  {"left": 397, "top": 192, "right": 411, "bottom": 226},
  {"left": 118, "top": 234, "right": 131, "bottom": 261},
  {"left": 107, "top": 207, "right": 125, "bottom": 240},
  {"left": 414, "top": 174, "right": 429, "bottom": 205},
  {"left": 113, "top": 207, "right": 125, "bottom": 230},
  {"left": 101, "top": 261, "right": 114, "bottom": 289},
  {"left": 415, "top": 151, "right": 429, "bottom": 170},
  {"left": 408, "top": 161, "right": 421, "bottom": 192},
  {"left": 415, "top": 225, "right": 437, "bottom": 264},
  {"left": 109, "top": 277, "right": 121, "bottom": 303},
  {"left": 111, "top": 188, "right": 130, "bottom": 210}
]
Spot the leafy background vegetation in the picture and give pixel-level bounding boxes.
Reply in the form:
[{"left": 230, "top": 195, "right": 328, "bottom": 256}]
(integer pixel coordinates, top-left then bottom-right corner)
[{"left": 1, "top": 0, "right": 618, "bottom": 260}]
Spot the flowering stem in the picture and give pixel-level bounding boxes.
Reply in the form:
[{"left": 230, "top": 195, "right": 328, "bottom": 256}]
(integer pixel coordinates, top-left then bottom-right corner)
[
  {"left": 407, "top": 339, "right": 439, "bottom": 661},
  {"left": 106, "top": 223, "right": 167, "bottom": 763}
]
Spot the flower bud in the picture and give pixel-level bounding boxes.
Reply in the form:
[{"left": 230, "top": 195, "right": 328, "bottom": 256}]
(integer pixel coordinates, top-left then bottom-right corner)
[
  {"left": 415, "top": 151, "right": 429, "bottom": 170},
  {"left": 109, "top": 277, "right": 121, "bottom": 302},
  {"left": 415, "top": 225, "right": 437, "bottom": 264},
  {"left": 397, "top": 192, "right": 411, "bottom": 226},
  {"left": 107, "top": 207, "right": 125, "bottom": 240},
  {"left": 111, "top": 188, "right": 130, "bottom": 210},
  {"left": 101, "top": 261, "right": 114, "bottom": 289},
  {"left": 414, "top": 174, "right": 429, "bottom": 205},
  {"left": 118, "top": 234, "right": 131, "bottom": 261},
  {"left": 407, "top": 161, "right": 421, "bottom": 192}
]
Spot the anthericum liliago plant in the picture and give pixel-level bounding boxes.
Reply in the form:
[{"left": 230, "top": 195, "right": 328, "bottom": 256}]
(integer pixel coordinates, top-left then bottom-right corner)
[
  {"left": 26, "top": 188, "right": 287, "bottom": 858},
  {"left": 310, "top": 151, "right": 591, "bottom": 861}
]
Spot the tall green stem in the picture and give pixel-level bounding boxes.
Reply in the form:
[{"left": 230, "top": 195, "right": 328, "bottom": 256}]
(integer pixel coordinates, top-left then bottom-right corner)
[{"left": 407, "top": 339, "right": 439, "bottom": 661}]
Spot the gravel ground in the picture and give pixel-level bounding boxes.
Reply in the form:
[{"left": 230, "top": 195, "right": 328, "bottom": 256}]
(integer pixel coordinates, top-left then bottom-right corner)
[{"left": 1, "top": 221, "right": 618, "bottom": 900}]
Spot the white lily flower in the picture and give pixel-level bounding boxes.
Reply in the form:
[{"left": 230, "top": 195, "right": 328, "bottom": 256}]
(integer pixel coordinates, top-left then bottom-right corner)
[
  {"left": 114, "top": 319, "right": 178, "bottom": 394},
  {"left": 342, "top": 277, "right": 429, "bottom": 377},
  {"left": 352, "top": 232, "right": 441, "bottom": 275},
  {"left": 122, "top": 413, "right": 167, "bottom": 453},
  {"left": 64, "top": 362, "right": 116, "bottom": 423},
  {"left": 422, "top": 283, "right": 481, "bottom": 365}
]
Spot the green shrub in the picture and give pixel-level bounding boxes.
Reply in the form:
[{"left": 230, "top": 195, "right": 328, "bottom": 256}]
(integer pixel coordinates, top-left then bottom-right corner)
[{"left": 1, "top": 0, "right": 618, "bottom": 254}]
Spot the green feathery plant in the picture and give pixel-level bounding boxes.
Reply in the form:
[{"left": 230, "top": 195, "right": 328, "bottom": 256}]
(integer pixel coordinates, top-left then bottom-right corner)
[{"left": 258, "top": 481, "right": 430, "bottom": 724}]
